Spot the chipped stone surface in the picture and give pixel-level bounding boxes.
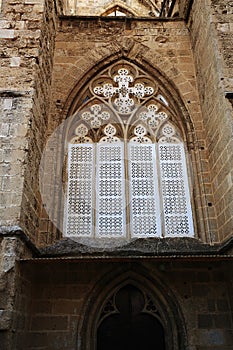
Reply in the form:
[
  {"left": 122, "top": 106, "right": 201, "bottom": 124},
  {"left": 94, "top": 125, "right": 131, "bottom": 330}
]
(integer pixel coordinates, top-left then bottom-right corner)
[{"left": 39, "top": 236, "right": 233, "bottom": 257}]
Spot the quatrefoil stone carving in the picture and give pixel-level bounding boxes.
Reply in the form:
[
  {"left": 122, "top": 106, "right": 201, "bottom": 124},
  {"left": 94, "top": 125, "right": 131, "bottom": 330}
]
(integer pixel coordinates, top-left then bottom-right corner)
[{"left": 94, "top": 68, "right": 154, "bottom": 114}]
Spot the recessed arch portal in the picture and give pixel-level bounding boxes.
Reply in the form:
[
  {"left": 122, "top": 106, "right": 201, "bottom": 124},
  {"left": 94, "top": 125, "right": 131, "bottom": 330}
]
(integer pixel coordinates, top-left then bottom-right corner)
[
  {"left": 97, "top": 284, "right": 166, "bottom": 350},
  {"left": 77, "top": 267, "right": 188, "bottom": 350}
]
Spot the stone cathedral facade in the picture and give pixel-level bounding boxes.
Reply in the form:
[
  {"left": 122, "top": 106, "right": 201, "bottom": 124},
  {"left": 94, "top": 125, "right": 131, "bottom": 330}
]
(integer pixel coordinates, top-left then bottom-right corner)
[{"left": 0, "top": 0, "right": 233, "bottom": 349}]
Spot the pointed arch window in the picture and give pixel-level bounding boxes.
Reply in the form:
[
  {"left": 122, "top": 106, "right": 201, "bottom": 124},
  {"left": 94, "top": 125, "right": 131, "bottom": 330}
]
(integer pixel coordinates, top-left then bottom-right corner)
[
  {"left": 101, "top": 5, "right": 135, "bottom": 17},
  {"left": 64, "top": 62, "right": 194, "bottom": 239}
]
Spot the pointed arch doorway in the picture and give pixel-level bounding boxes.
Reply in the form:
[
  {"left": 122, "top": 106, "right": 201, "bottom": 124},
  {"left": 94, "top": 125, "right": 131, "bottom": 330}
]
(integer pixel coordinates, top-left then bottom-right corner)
[
  {"left": 77, "top": 267, "right": 188, "bottom": 350},
  {"left": 97, "top": 284, "right": 166, "bottom": 350}
]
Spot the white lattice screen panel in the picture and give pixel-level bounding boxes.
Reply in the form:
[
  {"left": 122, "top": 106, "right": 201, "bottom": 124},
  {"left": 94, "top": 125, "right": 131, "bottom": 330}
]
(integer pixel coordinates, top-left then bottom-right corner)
[
  {"left": 128, "top": 144, "right": 161, "bottom": 237},
  {"left": 65, "top": 144, "right": 94, "bottom": 237},
  {"left": 158, "top": 143, "right": 194, "bottom": 237},
  {"left": 96, "top": 143, "right": 126, "bottom": 237}
]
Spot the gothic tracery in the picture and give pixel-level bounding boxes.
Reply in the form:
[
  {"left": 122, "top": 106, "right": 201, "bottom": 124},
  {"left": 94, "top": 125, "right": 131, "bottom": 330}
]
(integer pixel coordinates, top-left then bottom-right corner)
[{"left": 64, "top": 62, "right": 194, "bottom": 239}]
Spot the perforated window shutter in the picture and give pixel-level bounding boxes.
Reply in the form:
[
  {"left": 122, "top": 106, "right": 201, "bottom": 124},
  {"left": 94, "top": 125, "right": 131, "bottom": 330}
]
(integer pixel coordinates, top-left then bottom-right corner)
[
  {"left": 96, "top": 143, "right": 126, "bottom": 237},
  {"left": 64, "top": 144, "right": 94, "bottom": 237},
  {"left": 128, "top": 144, "right": 161, "bottom": 237},
  {"left": 158, "top": 143, "right": 194, "bottom": 237}
]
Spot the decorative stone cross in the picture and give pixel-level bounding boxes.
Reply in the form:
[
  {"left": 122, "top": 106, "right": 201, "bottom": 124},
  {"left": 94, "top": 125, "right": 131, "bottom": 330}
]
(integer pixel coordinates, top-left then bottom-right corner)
[{"left": 94, "top": 68, "right": 154, "bottom": 114}]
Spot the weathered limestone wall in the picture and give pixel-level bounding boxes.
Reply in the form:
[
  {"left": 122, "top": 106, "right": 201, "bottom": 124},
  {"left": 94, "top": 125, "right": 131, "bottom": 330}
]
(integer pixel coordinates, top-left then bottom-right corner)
[
  {"left": 0, "top": 0, "right": 59, "bottom": 245},
  {"left": 19, "top": 0, "right": 59, "bottom": 245},
  {"left": 0, "top": 1, "right": 61, "bottom": 346},
  {"left": 186, "top": 0, "right": 233, "bottom": 241},
  {"left": 212, "top": 0, "right": 233, "bottom": 93},
  {"left": 16, "top": 260, "right": 233, "bottom": 349},
  {"left": 47, "top": 17, "right": 216, "bottom": 243}
]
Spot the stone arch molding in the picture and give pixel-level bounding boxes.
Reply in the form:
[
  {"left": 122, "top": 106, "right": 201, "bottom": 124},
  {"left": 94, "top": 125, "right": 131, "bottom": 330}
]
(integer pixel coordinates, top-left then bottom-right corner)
[
  {"left": 99, "top": 0, "right": 159, "bottom": 17},
  {"left": 77, "top": 265, "right": 188, "bottom": 350},
  {"left": 100, "top": 1, "right": 140, "bottom": 17}
]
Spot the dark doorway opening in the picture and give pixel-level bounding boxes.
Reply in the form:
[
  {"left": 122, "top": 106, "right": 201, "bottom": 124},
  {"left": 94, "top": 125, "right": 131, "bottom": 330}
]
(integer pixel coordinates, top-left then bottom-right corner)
[{"left": 97, "top": 284, "right": 166, "bottom": 350}]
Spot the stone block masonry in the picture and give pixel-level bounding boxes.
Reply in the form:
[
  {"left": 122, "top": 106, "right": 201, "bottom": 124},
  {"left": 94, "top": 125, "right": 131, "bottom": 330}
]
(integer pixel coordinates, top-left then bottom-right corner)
[
  {"left": 0, "top": 0, "right": 60, "bottom": 246},
  {"left": 187, "top": 0, "right": 233, "bottom": 241},
  {"left": 14, "top": 260, "right": 233, "bottom": 350},
  {"left": 0, "top": 2, "right": 60, "bottom": 346}
]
